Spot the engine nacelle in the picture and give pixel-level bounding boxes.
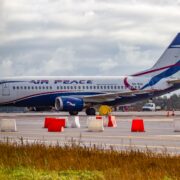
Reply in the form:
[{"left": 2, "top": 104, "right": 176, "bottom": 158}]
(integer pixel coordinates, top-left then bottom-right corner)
[{"left": 55, "top": 96, "right": 84, "bottom": 112}]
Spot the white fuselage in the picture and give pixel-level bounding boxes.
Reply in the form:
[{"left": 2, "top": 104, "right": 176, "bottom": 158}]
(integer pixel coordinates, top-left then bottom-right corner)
[{"left": 0, "top": 76, "right": 170, "bottom": 106}]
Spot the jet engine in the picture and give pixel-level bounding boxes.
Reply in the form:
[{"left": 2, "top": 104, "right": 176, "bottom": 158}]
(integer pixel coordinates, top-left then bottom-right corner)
[{"left": 55, "top": 96, "right": 84, "bottom": 112}]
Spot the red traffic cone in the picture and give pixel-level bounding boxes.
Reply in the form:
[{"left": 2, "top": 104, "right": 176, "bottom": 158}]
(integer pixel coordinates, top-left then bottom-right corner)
[{"left": 108, "top": 115, "right": 117, "bottom": 127}]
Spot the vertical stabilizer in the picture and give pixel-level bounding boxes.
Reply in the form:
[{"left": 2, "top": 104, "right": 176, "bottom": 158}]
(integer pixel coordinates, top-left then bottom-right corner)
[{"left": 132, "top": 33, "right": 180, "bottom": 78}]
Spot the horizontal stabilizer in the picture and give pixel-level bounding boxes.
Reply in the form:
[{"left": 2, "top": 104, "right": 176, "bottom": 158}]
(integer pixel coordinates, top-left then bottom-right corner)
[{"left": 167, "top": 79, "right": 180, "bottom": 84}]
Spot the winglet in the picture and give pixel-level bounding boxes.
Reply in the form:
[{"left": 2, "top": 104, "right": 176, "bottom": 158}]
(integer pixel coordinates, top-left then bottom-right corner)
[{"left": 168, "top": 33, "right": 180, "bottom": 48}]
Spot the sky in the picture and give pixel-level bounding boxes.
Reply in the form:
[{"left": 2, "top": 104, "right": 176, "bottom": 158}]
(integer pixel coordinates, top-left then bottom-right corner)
[{"left": 0, "top": 0, "right": 180, "bottom": 77}]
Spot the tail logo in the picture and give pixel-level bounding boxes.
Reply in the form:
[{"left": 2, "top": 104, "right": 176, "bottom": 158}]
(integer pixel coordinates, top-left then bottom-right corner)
[{"left": 124, "top": 77, "right": 137, "bottom": 91}]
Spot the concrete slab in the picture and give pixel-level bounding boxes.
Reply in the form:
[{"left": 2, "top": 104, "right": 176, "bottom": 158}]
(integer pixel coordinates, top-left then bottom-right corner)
[{"left": 0, "top": 112, "right": 180, "bottom": 154}]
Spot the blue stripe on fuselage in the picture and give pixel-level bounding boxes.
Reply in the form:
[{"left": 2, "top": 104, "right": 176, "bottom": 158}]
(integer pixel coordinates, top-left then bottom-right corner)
[
  {"left": 0, "top": 92, "right": 103, "bottom": 107},
  {"left": 141, "top": 60, "right": 180, "bottom": 89}
]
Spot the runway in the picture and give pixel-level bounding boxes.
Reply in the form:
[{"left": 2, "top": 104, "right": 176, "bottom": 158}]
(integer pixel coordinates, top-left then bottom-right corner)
[{"left": 0, "top": 112, "right": 180, "bottom": 154}]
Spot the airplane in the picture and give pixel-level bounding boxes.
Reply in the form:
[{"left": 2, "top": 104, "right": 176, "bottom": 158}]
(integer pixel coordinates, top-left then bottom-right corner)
[{"left": 0, "top": 33, "right": 180, "bottom": 115}]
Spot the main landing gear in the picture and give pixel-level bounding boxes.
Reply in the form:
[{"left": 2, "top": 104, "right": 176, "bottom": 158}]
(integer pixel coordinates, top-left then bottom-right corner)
[
  {"left": 69, "top": 111, "right": 79, "bottom": 116},
  {"left": 85, "top": 107, "right": 96, "bottom": 115}
]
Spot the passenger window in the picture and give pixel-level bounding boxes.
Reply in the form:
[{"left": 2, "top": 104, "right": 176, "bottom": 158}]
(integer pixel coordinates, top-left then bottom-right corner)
[
  {"left": 50, "top": 86, "right": 52, "bottom": 89},
  {"left": 78, "top": 86, "right": 81, "bottom": 89},
  {"left": 13, "top": 86, "right": 15, "bottom": 90},
  {"left": 32, "top": 86, "right": 34, "bottom": 90},
  {"left": 17, "top": 86, "right": 19, "bottom": 89},
  {"left": 24, "top": 86, "right": 27, "bottom": 90},
  {"left": 94, "top": 86, "right": 96, "bottom": 89},
  {"left": 46, "top": 86, "right": 48, "bottom": 89},
  {"left": 21, "top": 86, "right": 23, "bottom": 89},
  {"left": 39, "top": 86, "right": 41, "bottom": 89},
  {"left": 86, "top": 86, "right": 89, "bottom": 89}
]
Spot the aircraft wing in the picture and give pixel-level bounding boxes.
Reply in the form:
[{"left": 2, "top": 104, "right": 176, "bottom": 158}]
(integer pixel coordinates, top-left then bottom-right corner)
[
  {"left": 167, "top": 79, "right": 180, "bottom": 84},
  {"left": 83, "top": 89, "right": 157, "bottom": 103}
]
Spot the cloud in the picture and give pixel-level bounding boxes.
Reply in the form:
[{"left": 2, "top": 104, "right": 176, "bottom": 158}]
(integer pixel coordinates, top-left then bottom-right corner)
[{"left": 0, "top": 0, "right": 180, "bottom": 78}]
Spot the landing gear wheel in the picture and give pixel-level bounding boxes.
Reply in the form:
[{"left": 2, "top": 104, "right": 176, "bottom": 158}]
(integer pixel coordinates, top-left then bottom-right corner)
[
  {"left": 69, "top": 111, "right": 78, "bottom": 116},
  {"left": 86, "top": 108, "right": 96, "bottom": 115}
]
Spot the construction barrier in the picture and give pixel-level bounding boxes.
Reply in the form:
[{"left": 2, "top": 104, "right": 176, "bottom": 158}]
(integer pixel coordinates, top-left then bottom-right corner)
[
  {"left": 0, "top": 119, "right": 17, "bottom": 132},
  {"left": 173, "top": 118, "right": 180, "bottom": 132},
  {"left": 57, "top": 117, "right": 69, "bottom": 128},
  {"left": 131, "top": 118, "right": 145, "bottom": 132},
  {"left": 108, "top": 115, "right": 117, "bottom": 127},
  {"left": 87, "top": 116, "right": 104, "bottom": 132},
  {"left": 71, "top": 116, "right": 80, "bottom": 128},
  {"left": 166, "top": 111, "right": 175, "bottom": 117},
  {"left": 44, "top": 117, "right": 55, "bottom": 128},
  {"left": 44, "top": 117, "right": 68, "bottom": 128},
  {"left": 48, "top": 120, "right": 64, "bottom": 132},
  {"left": 96, "top": 115, "right": 103, "bottom": 120}
]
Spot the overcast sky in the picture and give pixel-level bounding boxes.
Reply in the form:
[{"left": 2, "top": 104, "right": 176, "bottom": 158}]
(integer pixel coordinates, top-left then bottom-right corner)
[{"left": 0, "top": 0, "right": 180, "bottom": 77}]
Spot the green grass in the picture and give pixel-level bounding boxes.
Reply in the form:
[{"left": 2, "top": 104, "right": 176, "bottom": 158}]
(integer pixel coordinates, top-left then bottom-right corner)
[
  {"left": 0, "top": 141, "right": 179, "bottom": 180},
  {"left": 0, "top": 167, "right": 104, "bottom": 180}
]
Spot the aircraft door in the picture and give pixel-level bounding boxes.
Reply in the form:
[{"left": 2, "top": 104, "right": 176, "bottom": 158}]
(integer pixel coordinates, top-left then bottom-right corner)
[{"left": 2, "top": 83, "right": 10, "bottom": 96}]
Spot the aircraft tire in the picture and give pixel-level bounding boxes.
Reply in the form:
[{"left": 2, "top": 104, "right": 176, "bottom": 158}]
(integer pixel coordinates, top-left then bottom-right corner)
[
  {"left": 86, "top": 108, "right": 96, "bottom": 115},
  {"left": 69, "top": 111, "right": 79, "bottom": 116}
]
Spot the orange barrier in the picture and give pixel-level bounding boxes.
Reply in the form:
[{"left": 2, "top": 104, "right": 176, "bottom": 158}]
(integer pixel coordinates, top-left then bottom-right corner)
[
  {"left": 172, "top": 110, "right": 175, "bottom": 116},
  {"left": 48, "top": 120, "right": 64, "bottom": 132},
  {"left": 44, "top": 117, "right": 55, "bottom": 128},
  {"left": 55, "top": 118, "right": 66, "bottom": 127},
  {"left": 108, "top": 115, "right": 117, "bottom": 127},
  {"left": 131, "top": 118, "right": 145, "bottom": 132},
  {"left": 44, "top": 117, "right": 67, "bottom": 128}
]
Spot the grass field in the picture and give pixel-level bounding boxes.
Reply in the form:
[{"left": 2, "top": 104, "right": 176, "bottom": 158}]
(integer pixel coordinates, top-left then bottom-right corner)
[{"left": 0, "top": 141, "right": 179, "bottom": 180}]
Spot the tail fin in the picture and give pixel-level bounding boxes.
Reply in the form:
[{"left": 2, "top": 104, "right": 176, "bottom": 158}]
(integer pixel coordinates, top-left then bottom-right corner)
[{"left": 132, "top": 33, "right": 180, "bottom": 77}]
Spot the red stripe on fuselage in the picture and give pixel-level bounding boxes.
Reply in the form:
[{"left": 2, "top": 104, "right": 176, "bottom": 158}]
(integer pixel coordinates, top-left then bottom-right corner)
[{"left": 132, "top": 63, "right": 180, "bottom": 76}]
